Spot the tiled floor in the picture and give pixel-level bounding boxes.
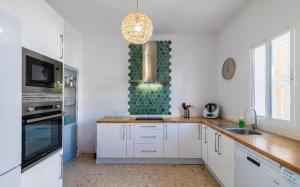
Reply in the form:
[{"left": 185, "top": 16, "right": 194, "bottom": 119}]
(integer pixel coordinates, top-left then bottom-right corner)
[{"left": 63, "top": 154, "right": 219, "bottom": 187}]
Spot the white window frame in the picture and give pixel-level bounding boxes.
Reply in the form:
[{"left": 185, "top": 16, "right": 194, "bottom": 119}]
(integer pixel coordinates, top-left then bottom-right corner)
[{"left": 250, "top": 27, "right": 295, "bottom": 127}]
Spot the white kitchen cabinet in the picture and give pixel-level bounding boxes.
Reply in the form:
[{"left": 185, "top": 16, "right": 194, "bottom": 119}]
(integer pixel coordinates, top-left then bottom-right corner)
[
  {"left": 0, "top": 0, "right": 64, "bottom": 61},
  {"left": 201, "top": 124, "right": 208, "bottom": 164},
  {"left": 207, "top": 127, "right": 235, "bottom": 187},
  {"left": 126, "top": 124, "right": 134, "bottom": 158},
  {"left": 218, "top": 133, "right": 235, "bottom": 187},
  {"left": 207, "top": 127, "right": 219, "bottom": 173},
  {"left": 0, "top": 9, "right": 21, "bottom": 180},
  {"left": 178, "top": 123, "right": 201, "bottom": 158},
  {"left": 134, "top": 123, "right": 164, "bottom": 158},
  {"left": 0, "top": 167, "right": 21, "bottom": 187},
  {"left": 97, "top": 124, "right": 127, "bottom": 158},
  {"left": 134, "top": 144, "right": 163, "bottom": 158},
  {"left": 164, "top": 124, "right": 179, "bottom": 158},
  {"left": 21, "top": 150, "right": 63, "bottom": 187}
]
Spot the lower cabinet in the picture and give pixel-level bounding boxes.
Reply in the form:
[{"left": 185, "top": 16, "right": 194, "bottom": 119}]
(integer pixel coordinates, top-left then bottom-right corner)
[
  {"left": 21, "top": 149, "right": 63, "bottom": 187},
  {"left": 0, "top": 167, "right": 21, "bottom": 187},
  {"left": 201, "top": 124, "right": 208, "bottom": 163},
  {"left": 97, "top": 123, "right": 202, "bottom": 159},
  {"left": 178, "top": 123, "right": 202, "bottom": 158},
  {"left": 164, "top": 124, "right": 179, "bottom": 158},
  {"left": 97, "top": 124, "right": 128, "bottom": 158},
  {"left": 207, "top": 127, "right": 235, "bottom": 187}
]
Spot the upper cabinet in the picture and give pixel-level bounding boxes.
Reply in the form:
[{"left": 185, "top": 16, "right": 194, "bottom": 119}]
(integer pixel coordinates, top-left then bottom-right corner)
[{"left": 0, "top": 0, "right": 64, "bottom": 61}]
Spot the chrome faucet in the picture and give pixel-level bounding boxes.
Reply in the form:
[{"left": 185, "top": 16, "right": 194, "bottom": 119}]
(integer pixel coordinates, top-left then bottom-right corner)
[{"left": 243, "top": 106, "right": 258, "bottom": 129}]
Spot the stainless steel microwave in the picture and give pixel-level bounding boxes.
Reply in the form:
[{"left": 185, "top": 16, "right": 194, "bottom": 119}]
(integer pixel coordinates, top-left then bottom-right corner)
[{"left": 22, "top": 48, "right": 63, "bottom": 94}]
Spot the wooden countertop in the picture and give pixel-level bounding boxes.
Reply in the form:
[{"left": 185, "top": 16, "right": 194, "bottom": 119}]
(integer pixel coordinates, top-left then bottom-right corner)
[
  {"left": 96, "top": 117, "right": 204, "bottom": 123},
  {"left": 97, "top": 116, "right": 300, "bottom": 173}
]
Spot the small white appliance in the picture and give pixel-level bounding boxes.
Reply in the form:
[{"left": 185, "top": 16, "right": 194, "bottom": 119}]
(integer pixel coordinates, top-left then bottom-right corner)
[{"left": 203, "top": 103, "right": 219, "bottom": 119}]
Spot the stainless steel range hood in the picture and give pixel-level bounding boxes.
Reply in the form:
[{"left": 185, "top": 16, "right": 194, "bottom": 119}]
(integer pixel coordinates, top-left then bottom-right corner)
[{"left": 142, "top": 41, "right": 158, "bottom": 83}]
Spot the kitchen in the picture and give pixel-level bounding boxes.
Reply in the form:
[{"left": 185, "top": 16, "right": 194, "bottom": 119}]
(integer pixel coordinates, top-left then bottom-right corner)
[{"left": 1, "top": 0, "right": 300, "bottom": 187}]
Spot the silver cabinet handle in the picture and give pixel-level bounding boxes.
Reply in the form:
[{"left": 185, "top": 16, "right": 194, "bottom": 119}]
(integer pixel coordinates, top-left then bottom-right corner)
[
  {"left": 215, "top": 133, "right": 218, "bottom": 152},
  {"left": 218, "top": 134, "right": 221, "bottom": 155},
  {"left": 59, "top": 154, "right": 63, "bottom": 179},
  {"left": 198, "top": 125, "right": 201, "bottom": 140},
  {"left": 123, "top": 125, "right": 125, "bottom": 140},
  {"left": 141, "top": 150, "right": 157, "bottom": 153},
  {"left": 127, "top": 125, "right": 132, "bottom": 140},
  {"left": 129, "top": 125, "right": 132, "bottom": 139},
  {"left": 141, "top": 136, "right": 157, "bottom": 139},
  {"left": 273, "top": 179, "right": 280, "bottom": 185},
  {"left": 60, "top": 35, "right": 64, "bottom": 60},
  {"left": 204, "top": 127, "right": 207, "bottom": 143},
  {"left": 165, "top": 124, "right": 168, "bottom": 140},
  {"left": 140, "top": 126, "right": 156, "bottom": 128}
]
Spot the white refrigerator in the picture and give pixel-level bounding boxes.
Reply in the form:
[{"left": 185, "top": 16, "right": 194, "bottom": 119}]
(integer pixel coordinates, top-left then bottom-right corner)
[{"left": 0, "top": 9, "right": 22, "bottom": 187}]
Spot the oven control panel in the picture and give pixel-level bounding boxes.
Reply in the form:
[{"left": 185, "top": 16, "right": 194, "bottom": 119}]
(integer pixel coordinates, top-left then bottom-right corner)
[{"left": 22, "top": 101, "right": 62, "bottom": 116}]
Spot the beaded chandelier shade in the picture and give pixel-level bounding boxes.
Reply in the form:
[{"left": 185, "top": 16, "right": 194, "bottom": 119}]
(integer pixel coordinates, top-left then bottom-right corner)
[{"left": 121, "top": 0, "right": 153, "bottom": 44}]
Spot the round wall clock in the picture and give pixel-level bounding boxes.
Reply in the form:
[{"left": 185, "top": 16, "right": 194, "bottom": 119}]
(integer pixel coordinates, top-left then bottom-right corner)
[{"left": 222, "top": 58, "right": 236, "bottom": 80}]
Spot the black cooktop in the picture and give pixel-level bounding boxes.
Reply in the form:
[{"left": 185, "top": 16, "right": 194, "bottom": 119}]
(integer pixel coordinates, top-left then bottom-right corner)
[{"left": 135, "top": 117, "right": 163, "bottom": 120}]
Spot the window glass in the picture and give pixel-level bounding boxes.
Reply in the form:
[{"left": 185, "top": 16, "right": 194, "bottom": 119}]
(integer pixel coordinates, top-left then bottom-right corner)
[
  {"left": 271, "top": 32, "right": 291, "bottom": 121},
  {"left": 254, "top": 44, "right": 267, "bottom": 117}
]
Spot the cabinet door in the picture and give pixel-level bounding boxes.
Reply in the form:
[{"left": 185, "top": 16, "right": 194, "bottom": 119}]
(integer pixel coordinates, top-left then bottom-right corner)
[
  {"left": 21, "top": 150, "right": 63, "bottom": 187},
  {"left": 126, "top": 124, "right": 134, "bottom": 158},
  {"left": 164, "top": 124, "right": 179, "bottom": 158},
  {"left": 0, "top": 9, "right": 21, "bottom": 176},
  {"left": 98, "top": 124, "right": 126, "bottom": 158},
  {"left": 218, "top": 134, "right": 235, "bottom": 187},
  {"left": 207, "top": 127, "right": 218, "bottom": 174},
  {"left": 201, "top": 124, "right": 208, "bottom": 163},
  {"left": 0, "top": 167, "right": 21, "bottom": 187},
  {"left": 178, "top": 124, "right": 201, "bottom": 158}
]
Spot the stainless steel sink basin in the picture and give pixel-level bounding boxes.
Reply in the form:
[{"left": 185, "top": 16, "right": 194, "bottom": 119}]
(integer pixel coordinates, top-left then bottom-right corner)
[
  {"left": 225, "top": 128, "right": 263, "bottom": 135},
  {"left": 217, "top": 124, "right": 238, "bottom": 129}
]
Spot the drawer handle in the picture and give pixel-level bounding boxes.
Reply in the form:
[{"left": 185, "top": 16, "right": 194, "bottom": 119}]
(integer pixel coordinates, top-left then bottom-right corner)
[
  {"left": 141, "top": 136, "right": 157, "bottom": 139},
  {"left": 140, "top": 126, "right": 157, "bottom": 128},
  {"left": 141, "top": 150, "right": 157, "bottom": 153},
  {"left": 247, "top": 156, "right": 260, "bottom": 167}
]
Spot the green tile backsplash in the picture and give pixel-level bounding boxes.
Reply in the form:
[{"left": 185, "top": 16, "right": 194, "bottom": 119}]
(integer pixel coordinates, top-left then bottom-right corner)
[{"left": 128, "top": 41, "right": 172, "bottom": 115}]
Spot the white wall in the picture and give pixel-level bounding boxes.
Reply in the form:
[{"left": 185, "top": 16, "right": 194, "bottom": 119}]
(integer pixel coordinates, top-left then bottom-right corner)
[
  {"left": 0, "top": 0, "right": 64, "bottom": 61},
  {"left": 79, "top": 34, "right": 217, "bottom": 153},
  {"left": 216, "top": 0, "right": 300, "bottom": 140}
]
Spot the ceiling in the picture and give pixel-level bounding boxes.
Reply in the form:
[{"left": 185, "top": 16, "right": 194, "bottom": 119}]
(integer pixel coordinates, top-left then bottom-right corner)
[{"left": 46, "top": 0, "right": 252, "bottom": 35}]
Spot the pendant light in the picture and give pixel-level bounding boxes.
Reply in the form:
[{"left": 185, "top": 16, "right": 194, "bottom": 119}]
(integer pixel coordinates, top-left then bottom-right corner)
[{"left": 122, "top": 0, "right": 153, "bottom": 44}]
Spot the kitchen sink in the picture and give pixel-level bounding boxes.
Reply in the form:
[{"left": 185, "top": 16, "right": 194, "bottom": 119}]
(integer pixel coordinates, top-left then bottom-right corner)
[
  {"left": 225, "top": 128, "right": 263, "bottom": 135},
  {"left": 217, "top": 123, "right": 238, "bottom": 129}
]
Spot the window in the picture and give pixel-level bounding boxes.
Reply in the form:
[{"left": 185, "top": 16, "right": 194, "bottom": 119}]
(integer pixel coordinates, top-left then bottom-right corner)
[{"left": 251, "top": 30, "right": 294, "bottom": 124}]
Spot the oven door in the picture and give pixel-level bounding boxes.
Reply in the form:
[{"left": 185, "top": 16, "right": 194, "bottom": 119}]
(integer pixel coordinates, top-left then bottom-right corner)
[{"left": 22, "top": 111, "right": 62, "bottom": 170}]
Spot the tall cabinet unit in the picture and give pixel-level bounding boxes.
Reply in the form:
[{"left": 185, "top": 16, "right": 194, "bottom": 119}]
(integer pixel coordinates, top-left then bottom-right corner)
[
  {"left": 63, "top": 65, "right": 78, "bottom": 164},
  {"left": 0, "top": 9, "right": 21, "bottom": 187}
]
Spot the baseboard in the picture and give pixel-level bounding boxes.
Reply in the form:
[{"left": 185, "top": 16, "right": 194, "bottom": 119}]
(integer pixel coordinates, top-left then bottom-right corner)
[{"left": 96, "top": 158, "right": 203, "bottom": 165}]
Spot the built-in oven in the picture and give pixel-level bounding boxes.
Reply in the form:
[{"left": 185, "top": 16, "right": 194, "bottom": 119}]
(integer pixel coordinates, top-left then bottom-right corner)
[
  {"left": 22, "top": 47, "right": 63, "bottom": 94},
  {"left": 22, "top": 100, "right": 62, "bottom": 170}
]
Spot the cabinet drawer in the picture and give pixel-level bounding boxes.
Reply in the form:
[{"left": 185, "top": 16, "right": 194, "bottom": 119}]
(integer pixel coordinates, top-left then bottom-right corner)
[
  {"left": 135, "top": 130, "right": 163, "bottom": 144},
  {"left": 135, "top": 124, "right": 163, "bottom": 131},
  {"left": 134, "top": 144, "right": 163, "bottom": 158}
]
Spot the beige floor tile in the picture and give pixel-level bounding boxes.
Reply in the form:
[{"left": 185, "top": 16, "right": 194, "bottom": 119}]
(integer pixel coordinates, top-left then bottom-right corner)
[{"left": 63, "top": 154, "right": 219, "bottom": 187}]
